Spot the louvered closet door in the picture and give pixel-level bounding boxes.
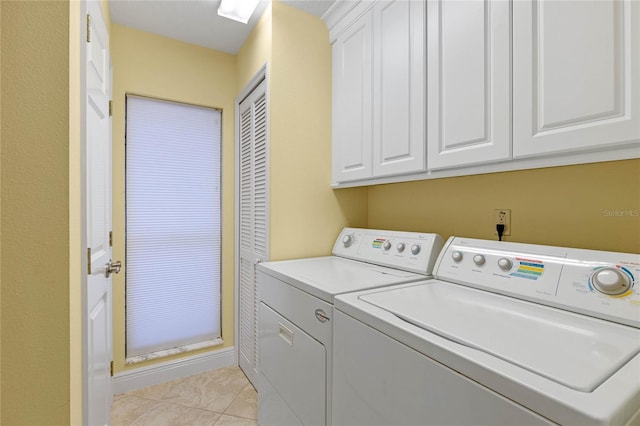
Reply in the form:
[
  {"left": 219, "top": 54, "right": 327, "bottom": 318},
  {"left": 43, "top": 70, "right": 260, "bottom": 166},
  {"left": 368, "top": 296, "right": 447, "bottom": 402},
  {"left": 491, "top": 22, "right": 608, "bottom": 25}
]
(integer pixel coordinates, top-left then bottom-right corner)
[{"left": 238, "top": 79, "right": 268, "bottom": 386}]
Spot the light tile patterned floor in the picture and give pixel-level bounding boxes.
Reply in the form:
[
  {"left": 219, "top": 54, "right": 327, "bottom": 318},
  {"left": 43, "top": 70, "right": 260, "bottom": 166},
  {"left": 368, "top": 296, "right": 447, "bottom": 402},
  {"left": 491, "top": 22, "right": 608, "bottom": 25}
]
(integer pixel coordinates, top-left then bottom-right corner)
[{"left": 112, "top": 366, "right": 257, "bottom": 426}]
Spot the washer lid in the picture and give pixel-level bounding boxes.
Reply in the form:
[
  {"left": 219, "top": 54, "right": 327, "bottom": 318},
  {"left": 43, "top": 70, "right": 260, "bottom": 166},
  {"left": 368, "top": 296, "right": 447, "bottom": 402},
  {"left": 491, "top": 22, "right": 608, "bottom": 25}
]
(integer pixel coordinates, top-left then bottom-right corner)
[
  {"left": 359, "top": 281, "right": 640, "bottom": 392},
  {"left": 259, "top": 256, "right": 423, "bottom": 303}
]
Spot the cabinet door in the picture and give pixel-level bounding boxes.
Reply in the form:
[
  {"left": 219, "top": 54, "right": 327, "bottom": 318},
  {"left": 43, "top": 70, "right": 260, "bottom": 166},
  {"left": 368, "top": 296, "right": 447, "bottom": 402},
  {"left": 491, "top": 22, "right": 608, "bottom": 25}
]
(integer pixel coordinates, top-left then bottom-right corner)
[
  {"left": 332, "top": 9, "right": 374, "bottom": 183},
  {"left": 513, "top": 0, "right": 640, "bottom": 158},
  {"left": 373, "top": 0, "right": 426, "bottom": 176},
  {"left": 427, "top": 0, "right": 511, "bottom": 170}
]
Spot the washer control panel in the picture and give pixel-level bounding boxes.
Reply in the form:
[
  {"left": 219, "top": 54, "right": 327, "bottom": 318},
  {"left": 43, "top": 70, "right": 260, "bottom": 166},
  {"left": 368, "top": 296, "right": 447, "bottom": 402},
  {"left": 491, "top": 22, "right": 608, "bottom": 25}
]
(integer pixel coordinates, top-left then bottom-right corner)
[
  {"left": 435, "top": 237, "right": 640, "bottom": 327},
  {"left": 333, "top": 228, "right": 444, "bottom": 275}
]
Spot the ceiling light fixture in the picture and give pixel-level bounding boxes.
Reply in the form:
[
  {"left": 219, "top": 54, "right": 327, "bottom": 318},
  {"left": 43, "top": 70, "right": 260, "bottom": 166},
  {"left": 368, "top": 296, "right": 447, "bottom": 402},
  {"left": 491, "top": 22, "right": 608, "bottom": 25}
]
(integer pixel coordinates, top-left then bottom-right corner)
[{"left": 217, "top": 0, "right": 261, "bottom": 24}]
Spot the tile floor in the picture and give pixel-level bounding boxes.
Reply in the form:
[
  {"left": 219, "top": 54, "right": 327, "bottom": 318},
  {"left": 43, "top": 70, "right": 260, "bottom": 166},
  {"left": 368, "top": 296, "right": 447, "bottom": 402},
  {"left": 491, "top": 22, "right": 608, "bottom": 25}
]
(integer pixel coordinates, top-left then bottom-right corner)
[{"left": 111, "top": 366, "right": 257, "bottom": 426}]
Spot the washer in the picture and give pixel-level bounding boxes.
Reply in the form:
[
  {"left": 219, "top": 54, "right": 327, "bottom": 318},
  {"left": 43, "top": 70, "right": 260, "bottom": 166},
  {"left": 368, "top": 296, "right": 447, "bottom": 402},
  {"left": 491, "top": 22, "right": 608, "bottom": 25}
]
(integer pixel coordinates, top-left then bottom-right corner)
[
  {"left": 333, "top": 237, "right": 640, "bottom": 426},
  {"left": 256, "top": 227, "right": 444, "bottom": 426}
]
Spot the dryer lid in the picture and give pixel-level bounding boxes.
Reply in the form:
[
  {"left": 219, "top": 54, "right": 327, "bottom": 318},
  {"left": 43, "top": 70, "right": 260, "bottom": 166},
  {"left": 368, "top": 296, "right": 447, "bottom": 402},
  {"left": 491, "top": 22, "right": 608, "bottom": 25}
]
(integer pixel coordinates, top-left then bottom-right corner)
[
  {"left": 359, "top": 281, "right": 640, "bottom": 392},
  {"left": 259, "top": 256, "right": 423, "bottom": 303}
]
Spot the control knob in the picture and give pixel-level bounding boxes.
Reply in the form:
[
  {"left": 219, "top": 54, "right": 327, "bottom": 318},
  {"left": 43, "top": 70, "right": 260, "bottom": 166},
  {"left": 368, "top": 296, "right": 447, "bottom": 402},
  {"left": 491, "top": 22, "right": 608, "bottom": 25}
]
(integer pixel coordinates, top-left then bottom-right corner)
[
  {"left": 498, "top": 258, "right": 512, "bottom": 271},
  {"left": 383, "top": 241, "right": 392, "bottom": 251},
  {"left": 473, "top": 255, "right": 485, "bottom": 266},
  {"left": 342, "top": 234, "right": 354, "bottom": 248},
  {"left": 411, "top": 244, "right": 421, "bottom": 255},
  {"left": 396, "top": 243, "right": 406, "bottom": 253},
  {"left": 591, "top": 267, "right": 631, "bottom": 296},
  {"left": 451, "top": 251, "right": 463, "bottom": 262}
]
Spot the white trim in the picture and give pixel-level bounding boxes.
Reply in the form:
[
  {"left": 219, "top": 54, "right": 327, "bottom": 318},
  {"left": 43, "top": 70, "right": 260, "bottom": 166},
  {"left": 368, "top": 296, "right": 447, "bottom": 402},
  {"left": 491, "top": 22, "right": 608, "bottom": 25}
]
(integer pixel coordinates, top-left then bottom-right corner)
[
  {"left": 323, "top": 0, "right": 366, "bottom": 38},
  {"left": 327, "top": 1, "right": 376, "bottom": 43},
  {"left": 332, "top": 145, "right": 640, "bottom": 188},
  {"left": 237, "top": 64, "right": 268, "bottom": 104},
  {"left": 79, "top": 2, "right": 89, "bottom": 424},
  {"left": 125, "top": 338, "right": 224, "bottom": 366},
  {"left": 112, "top": 347, "right": 235, "bottom": 395}
]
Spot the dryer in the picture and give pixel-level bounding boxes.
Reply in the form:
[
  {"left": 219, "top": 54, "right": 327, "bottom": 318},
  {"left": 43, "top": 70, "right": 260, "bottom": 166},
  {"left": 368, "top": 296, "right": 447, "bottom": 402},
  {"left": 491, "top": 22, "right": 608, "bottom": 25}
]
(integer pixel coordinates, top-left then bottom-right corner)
[
  {"left": 332, "top": 237, "right": 640, "bottom": 425},
  {"left": 256, "top": 227, "right": 444, "bottom": 426}
]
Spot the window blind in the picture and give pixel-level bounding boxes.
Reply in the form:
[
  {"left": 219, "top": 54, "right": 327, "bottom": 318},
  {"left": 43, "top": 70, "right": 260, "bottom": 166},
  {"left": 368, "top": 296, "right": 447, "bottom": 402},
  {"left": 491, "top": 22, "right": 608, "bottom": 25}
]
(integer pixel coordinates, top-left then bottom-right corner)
[{"left": 125, "top": 95, "right": 221, "bottom": 357}]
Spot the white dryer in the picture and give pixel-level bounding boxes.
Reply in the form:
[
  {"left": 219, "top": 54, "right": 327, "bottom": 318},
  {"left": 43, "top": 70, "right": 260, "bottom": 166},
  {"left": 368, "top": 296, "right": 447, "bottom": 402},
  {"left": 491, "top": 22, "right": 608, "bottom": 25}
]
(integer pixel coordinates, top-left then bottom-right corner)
[
  {"left": 333, "top": 237, "right": 640, "bottom": 425},
  {"left": 256, "top": 227, "right": 444, "bottom": 426}
]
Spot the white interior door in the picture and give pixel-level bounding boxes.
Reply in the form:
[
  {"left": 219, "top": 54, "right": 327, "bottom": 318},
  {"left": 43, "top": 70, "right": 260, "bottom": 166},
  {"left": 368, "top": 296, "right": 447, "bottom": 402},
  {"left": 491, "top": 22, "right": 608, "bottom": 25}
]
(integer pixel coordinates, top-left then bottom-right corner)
[
  {"left": 237, "top": 77, "right": 269, "bottom": 386},
  {"left": 85, "top": 2, "right": 115, "bottom": 425}
]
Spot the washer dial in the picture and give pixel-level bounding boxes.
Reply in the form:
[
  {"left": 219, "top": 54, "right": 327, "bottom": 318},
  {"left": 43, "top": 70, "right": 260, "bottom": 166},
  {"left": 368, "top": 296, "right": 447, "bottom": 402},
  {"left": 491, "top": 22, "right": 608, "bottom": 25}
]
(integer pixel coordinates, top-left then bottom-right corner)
[
  {"left": 396, "top": 243, "right": 406, "bottom": 252},
  {"left": 342, "top": 234, "right": 354, "bottom": 248},
  {"left": 590, "top": 267, "right": 632, "bottom": 296},
  {"left": 411, "top": 244, "right": 421, "bottom": 255},
  {"left": 498, "top": 258, "right": 512, "bottom": 271},
  {"left": 383, "top": 241, "right": 392, "bottom": 251},
  {"left": 473, "top": 255, "right": 485, "bottom": 266}
]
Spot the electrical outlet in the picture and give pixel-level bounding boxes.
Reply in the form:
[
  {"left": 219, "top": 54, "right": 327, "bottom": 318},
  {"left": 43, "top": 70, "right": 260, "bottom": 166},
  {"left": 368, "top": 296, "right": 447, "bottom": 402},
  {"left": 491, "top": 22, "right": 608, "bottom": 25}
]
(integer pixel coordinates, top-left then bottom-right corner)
[{"left": 493, "top": 209, "right": 511, "bottom": 236}]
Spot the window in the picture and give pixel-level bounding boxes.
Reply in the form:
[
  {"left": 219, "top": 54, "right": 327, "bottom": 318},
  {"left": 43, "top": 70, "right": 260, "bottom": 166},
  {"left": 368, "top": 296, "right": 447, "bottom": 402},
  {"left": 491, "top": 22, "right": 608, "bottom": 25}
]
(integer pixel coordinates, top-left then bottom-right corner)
[{"left": 125, "top": 95, "right": 222, "bottom": 358}]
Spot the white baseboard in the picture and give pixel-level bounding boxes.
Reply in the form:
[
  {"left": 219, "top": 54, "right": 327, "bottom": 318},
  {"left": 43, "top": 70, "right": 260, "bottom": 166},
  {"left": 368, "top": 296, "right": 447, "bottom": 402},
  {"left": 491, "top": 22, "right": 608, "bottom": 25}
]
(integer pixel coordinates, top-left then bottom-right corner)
[{"left": 112, "top": 346, "right": 236, "bottom": 395}]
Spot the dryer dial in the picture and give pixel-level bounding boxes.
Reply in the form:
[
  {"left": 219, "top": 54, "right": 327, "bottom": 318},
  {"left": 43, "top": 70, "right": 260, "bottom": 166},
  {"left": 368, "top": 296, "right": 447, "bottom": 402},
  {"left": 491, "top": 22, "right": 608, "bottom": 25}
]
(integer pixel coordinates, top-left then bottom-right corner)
[{"left": 591, "top": 267, "right": 631, "bottom": 296}]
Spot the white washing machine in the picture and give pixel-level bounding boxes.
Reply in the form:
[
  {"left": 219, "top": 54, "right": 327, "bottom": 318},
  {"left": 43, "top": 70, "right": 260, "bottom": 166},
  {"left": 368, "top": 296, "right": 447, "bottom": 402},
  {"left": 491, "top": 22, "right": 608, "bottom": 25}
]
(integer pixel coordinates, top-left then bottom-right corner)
[
  {"left": 256, "top": 227, "right": 444, "bottom": 426},
  {"left": 333, "top": 237, "right": 640, "bottom": 426}
]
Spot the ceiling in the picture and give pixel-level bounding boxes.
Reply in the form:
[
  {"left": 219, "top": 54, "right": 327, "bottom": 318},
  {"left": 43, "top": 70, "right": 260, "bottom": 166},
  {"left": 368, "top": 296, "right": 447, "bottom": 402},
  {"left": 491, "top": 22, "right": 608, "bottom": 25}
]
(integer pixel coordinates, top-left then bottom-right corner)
[{"left": 109, "top": 0, "right": 336, "bottom": 54}]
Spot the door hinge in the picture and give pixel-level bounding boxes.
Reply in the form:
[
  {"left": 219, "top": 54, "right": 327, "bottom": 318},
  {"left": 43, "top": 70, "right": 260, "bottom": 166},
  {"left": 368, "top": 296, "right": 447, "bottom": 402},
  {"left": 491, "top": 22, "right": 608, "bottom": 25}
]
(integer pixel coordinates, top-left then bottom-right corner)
[
  {"left": 87, "top": 248, "right": 92, "bottom": 274},
  {"left": 86, "top": 14, "right": 91, "bottom": 43},
  {"left": 109, "top": 231, "right": 113, "bottom": 246},
  {"left": 109, "top": 100, "right": 113, "bottom": 117},
  {"left": 110, "top": 361, "right": 114, "bottom": 377}
]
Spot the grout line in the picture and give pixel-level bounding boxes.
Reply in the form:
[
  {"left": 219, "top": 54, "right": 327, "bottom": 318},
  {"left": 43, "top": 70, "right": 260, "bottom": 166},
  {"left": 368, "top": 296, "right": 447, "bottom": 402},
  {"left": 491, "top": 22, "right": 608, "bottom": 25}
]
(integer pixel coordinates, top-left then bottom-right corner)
[
  {"left": 114, "top": 368, "right": 257, "bottom": 423},
  {"left": 213, "top": 414, "right": 257, "bottom": 425}
]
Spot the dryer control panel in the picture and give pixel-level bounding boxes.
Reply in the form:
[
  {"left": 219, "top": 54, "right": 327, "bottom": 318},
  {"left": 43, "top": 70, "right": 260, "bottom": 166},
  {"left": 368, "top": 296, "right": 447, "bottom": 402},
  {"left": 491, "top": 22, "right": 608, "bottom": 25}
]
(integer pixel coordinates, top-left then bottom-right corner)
[
  {"left": 434, "top": 237, "right": 640, "bottom": 328},
  {"left": 333, "top": 228, "right": 444, "bottom": 276}
]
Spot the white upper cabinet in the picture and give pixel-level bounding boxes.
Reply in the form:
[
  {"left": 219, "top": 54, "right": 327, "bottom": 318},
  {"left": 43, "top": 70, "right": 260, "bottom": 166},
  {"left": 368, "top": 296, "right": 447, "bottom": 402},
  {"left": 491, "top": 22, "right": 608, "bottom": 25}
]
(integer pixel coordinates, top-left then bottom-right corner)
[
  {"left": 326, "top": 0, "right": 639, "bottom": 187},
  {"left": 373, "top": 0, "right": 426, "bottom": 176},
  {"left": 331, "top": 1, "right": 426, "bottom": 184},
  {"left": 427, "top": 0, "right": 511, "bottom": 170},
  {"left": 332, "top": 8, "right": 374, "bottom": 183},
  {"left": 513, "top": 0, "right": 640, "bottom": 158}
]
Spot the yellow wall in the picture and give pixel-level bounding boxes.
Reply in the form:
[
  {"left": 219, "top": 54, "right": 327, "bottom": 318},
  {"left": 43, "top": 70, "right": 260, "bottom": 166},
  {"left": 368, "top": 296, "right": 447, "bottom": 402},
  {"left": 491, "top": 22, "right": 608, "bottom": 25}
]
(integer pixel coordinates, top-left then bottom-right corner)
[
  {"left": 268, "top": 1, "right": 368, "bottom": 260},
  {"left": 1, "top": 1, "right": 71, "bottom": 424},
  {"left": 237, "top": 2, "right": 272, "bottom": 92},
  {"left": 368, "top": 159, "right": 640, "bottom": 253},
  {"left": 110, "top": 24, "right": 237, "bottom": 372},
  {"left": 236, "top": 1, "right": 368, "bottom": 258}
]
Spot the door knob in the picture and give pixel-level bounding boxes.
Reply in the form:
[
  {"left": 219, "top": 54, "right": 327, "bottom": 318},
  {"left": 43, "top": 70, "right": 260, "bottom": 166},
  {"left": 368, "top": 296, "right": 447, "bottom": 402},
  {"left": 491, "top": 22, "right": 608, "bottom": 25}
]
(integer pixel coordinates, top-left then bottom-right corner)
[{"left": 105, "top": 260, "right": 122, "bottom": 278}]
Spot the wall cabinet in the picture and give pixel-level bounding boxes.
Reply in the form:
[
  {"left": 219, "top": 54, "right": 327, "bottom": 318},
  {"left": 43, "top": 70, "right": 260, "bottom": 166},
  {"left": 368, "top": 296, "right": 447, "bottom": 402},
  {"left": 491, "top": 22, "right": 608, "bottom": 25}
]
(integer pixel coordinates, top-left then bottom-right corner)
[
  {"left": 332, "top": 7, "right": 373, "bottom": 182},
  {"left": 332, "top": 1, "right": 425, "bottom": 183},
  {"left": 327, "top": 0, "right": 639, "bottom": 186},
  {"left": 372, "top": 0, "right": 425, "bottom": 176},
  {"left": 513, "top": 0, "right": 640, "bottom": 158},
  {"left": 426, "top": 0, "right": 511, "bottom": 170}
]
